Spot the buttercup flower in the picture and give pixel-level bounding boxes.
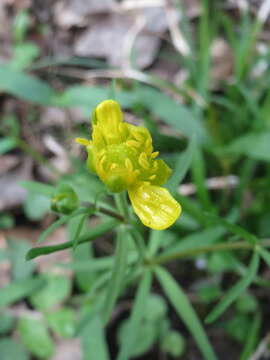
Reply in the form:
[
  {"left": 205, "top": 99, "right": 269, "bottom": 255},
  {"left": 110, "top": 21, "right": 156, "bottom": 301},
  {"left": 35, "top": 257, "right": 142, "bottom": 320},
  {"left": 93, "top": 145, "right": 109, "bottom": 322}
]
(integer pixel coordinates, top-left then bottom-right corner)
[{"left": 76, "top": 100, "right": 181, "bottom": 230}]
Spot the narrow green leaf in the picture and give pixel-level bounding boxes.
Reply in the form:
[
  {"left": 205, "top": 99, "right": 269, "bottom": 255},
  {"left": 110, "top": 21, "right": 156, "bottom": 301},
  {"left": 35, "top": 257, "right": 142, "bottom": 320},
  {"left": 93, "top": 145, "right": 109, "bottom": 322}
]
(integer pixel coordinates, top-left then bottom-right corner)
[
  {"left": 205, "top": 251, "right": 259, "bottom": 323},
  {"left": 167, "top": 135, "right": 196, "bottom": 192},
  {"left": 59, "top": 256, "right": 114, "bottom": 272},
  {"left": 102, "top": 226, "right": 129, "bottom": 323},
  {"left": 155, "top": 267, "right": 217, "bottom": 360},
  {"left": 0, "top": 277, "right": 45, "bottom": 307},
  {"left": 191, "top": 145, "right": 212, "bottom": 210},
  {"left": 72, "top": 213, "right": 91, "bottom": 250},
  {"left": 117, "top": 271, "right": 152, "bottom": 360},
  {"left": 204, "top": 213, "right": 258, "bottom": 245},
  {"left": 257, "top": 247, "right": 270, "bottom": 267},
  {"left": 225, "top": 132, "right": 270, "bottom": 161},
  {"left": 26, "top": 219, "right": 118, "bottom": 260},
  {"left": 148, "top": 230, "right": 164, "bottom": 257},
  {"left": 162, "top": 226, "right": 226, "bottom": 257},
  {"left": 240, "top": 312, "right": 261, "bottom": 360},
  {"left": 0, "top": 65, "right": 56, "bottom": 105},
  {"left": 37, "top": 208, "right": 91, "bottom": 244}
]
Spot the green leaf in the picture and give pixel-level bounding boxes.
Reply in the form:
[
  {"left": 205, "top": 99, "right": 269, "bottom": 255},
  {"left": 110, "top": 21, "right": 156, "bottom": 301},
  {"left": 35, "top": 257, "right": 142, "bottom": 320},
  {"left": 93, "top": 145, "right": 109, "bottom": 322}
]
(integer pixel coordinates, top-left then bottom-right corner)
[
  {"left": 68, "top": 211, "right": 97, "bottom": 290},
  {"left": 0, "top": 137, "right": 17, "bottom": 155},
  {"left": 0, "top": 213, "right": 15, "bottom": 229},
  {"left": 236, "top": 292, "right": 258, "bottom": 314},
  {"left": 138, "top": 87, "right": 207, "bottom": 142},
  {"left": 10, "top": 42, "right": 40, "bottom": 70},
  {"left": 0, "top": 65, "right": 55, "bottom": 105},
  {"left": 161, "top": 330, "right": 186, "bottom": 358},
  {"left": 144, "top": 294, "right": 168, "bottom": 322},
  {"left": 0, "top": 313, "right": 15, "bottom": 334},
  {"left": 148, "top": 229, "right": 164, "bottom": 257},
  {"left": 26, "top": 219, "right": 118, "bottom": 260},
  {"left": 225, "top": 314, "right": 251, "bottom": 343},
  {"left": 167, "top": 134, "right": 196, "bottom": 192},
  {"left": 18, "top": 317, "right": 54, "bottom": 359},
  {"left": 117, "top": 319, "right": 157, "bottom": 358},
  {"left": 257, "top": 246, "right": 270, "bottom": 267},
  {"left": 205, "top": 251, "right": 259, "bottom": 323},
  {"left": 117, "top": 271, "right": 152, "bottom": 360},
  {"left": 225, "top": 132, "right": 270, "bottom": 161},
  {"left": 240, "top": 313, "right": 261, "bottom": 360},
  {"left": 23, "top": 193, "right": 50, "bottom": 221},
  {"left": 46, "top": 308, "right": 76, "bottom": 338},
  {"left": 37, "top": 207, "right": 91, "bottom": 244},
  {"left": 204, "top": 213, "right": 258, "bottom": 245},
  {"left": 56, "top": 85, "right": 110, "bottom": 108},
  {"left": 0, "top": 277, "right": 45, "bottom": 307},
  {"left": 191, "top": 145, "right": 212, "bottom": 210},
  {"left": 57, "top": 85, "right": 136, "bottom": 109},
  {"left": 30, "top": 273, "right": 71, "bottom": 310},
  {"left": 20, "top": 181, "right": 55, "bottom": 197},
  {"left": 81, "top": 315, "right": 109, "bottom": 360},
  {"left": 102, "top": 225, "right": 129, "bottom": 323},
  {"left": 155, "top": 266, "right": 217, "bottom": 360},
  {"left": 162, "top": 225, "right": 226, "bottom": 257},
  {"left": 7, "top": 238, "right": 36, "bottom": 281},
  {"left": 0, "top": 338, "right": 29, "bottom": 360}
]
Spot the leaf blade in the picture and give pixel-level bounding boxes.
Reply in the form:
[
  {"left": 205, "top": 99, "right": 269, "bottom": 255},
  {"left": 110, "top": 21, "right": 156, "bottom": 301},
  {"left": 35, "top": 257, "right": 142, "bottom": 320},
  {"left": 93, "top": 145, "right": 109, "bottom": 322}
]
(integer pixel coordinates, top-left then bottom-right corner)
[
  {"left": 117, "top": 271, "right": 152, "bottom": 360},
  {"left": 205, "top": 251, "right": 260, "bottom": 323},
  {"left": 155, "top": 266, "right": 217, "bottom": 360}
]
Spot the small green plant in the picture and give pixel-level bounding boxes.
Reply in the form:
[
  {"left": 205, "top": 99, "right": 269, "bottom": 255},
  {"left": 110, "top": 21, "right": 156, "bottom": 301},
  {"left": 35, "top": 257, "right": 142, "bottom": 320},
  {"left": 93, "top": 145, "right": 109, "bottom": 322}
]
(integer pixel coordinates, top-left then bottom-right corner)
[{"left": 19, "top": 97, "right": 270, "bottom": 360}]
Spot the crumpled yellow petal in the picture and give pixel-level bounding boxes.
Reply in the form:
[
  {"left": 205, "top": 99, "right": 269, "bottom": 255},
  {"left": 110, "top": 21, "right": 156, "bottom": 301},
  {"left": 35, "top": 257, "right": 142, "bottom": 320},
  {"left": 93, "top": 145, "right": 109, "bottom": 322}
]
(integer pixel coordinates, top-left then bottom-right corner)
[{"left": 128, "top": 182, "right": 181, "bottom": 230}]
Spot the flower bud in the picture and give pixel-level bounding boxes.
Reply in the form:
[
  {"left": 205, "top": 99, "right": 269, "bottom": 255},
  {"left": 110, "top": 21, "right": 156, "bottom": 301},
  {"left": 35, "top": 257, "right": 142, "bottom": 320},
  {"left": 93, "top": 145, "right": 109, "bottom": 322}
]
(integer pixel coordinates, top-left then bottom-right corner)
[{"left": 51, "top": 184, "right": 79, "bottom": 215}]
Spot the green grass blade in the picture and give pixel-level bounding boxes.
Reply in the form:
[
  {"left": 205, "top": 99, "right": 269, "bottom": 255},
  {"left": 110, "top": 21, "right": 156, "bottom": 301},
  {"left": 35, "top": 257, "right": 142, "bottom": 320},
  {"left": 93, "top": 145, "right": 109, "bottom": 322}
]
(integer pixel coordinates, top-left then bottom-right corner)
[
  {"left": 117, "top": 271, "right": 152, "bottom": 360},
  {"left": 167, "top": 134, "right": 196, "bottom": 193},
  {"left": 205, "top": 251, "right": 259, "bottom": 324},
  {"left": 155, "top": 266, "right": 217, "bottom": 360},
  {"left": 102, "top": 225, "right": 129, "bottom": 323}
]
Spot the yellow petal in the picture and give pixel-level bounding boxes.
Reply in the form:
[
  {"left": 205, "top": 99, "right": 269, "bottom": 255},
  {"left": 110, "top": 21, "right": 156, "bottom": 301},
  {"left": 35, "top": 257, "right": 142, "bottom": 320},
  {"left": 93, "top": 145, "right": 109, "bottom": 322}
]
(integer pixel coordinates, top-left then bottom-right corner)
[
  {"left": 94, "top": 99, "right": 123, "bottom": 128},
  {"left": 92, "top": 100, "right": 126, "bottom": 146},
  {"left": 75, "top": 137, "right": 91, "bottom": 146},
  {"left": 128, "top": 183, "right": 181, "bottom": 230}
]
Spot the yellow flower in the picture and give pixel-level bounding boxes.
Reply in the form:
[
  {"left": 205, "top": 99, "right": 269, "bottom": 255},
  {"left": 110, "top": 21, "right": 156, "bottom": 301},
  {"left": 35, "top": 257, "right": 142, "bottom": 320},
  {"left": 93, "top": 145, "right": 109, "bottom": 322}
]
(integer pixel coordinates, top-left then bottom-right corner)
[{"left": 76, "top": 100, "right": 181, "bottom": 230}]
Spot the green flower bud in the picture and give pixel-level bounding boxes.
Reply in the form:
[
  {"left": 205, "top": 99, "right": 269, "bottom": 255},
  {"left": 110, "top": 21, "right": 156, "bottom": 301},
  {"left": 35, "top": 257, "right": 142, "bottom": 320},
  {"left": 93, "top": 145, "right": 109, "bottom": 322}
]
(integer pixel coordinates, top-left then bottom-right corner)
[{"left": 51, "top": 184, "right": 79, "bottom": 215}]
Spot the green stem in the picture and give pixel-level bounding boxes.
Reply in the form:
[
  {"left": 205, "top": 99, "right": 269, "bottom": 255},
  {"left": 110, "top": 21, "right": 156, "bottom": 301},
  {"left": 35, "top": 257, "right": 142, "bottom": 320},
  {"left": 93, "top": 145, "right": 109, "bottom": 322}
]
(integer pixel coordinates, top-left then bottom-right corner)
[
  {"left": 114, "top": 191, "right": 129, "bottom": 219},
  {"left": 81, "top": 201, "right": 125, "bottom": 222},
  {"left": 153, "top": 239, "right": 270, "bottom": 265}
]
